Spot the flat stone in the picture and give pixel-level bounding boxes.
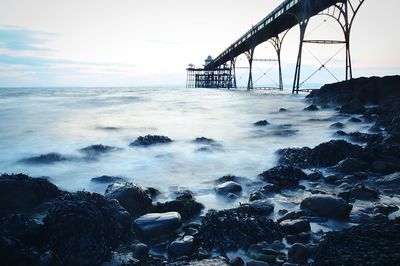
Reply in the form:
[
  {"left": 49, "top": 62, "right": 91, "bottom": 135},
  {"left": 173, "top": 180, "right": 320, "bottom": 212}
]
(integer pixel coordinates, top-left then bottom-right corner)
[
  {"left": 134, "top": 212, "right": 182, "bottom": 236},
  {"left": 300, "top": 195, "right": 352, "bottom": 218},
  {"left": 279, "top": 219, "right": 311, "bottom": 235}
]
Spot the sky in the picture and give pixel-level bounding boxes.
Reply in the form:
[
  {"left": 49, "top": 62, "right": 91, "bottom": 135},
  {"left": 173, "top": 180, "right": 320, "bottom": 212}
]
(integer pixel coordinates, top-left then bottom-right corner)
[{"left": 0, "top": 0, "right": 399, "bottom": 87}]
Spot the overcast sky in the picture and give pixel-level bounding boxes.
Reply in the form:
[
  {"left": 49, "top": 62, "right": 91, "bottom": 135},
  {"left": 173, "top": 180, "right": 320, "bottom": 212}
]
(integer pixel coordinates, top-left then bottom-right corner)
[{"left": 0, "top": 0, "right": 399, "bottom": 87}]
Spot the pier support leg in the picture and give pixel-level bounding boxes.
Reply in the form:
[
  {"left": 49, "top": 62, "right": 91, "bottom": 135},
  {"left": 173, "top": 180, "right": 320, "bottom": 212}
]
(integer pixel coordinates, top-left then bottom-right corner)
[
  {"left": 292, "top": 19, "right": 309, "bottom": 94},
  {"left": 231, "top": 59, "right": 237, "bottom": 89},
  {"left": 269, "top": 30, "right": 289, "bottom": 91},
  {"left": 246, "top": 48, "right": 255, "bottom": 91}
]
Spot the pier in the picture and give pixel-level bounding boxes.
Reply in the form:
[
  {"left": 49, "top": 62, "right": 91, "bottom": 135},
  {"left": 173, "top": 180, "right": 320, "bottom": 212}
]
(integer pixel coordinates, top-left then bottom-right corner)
[{"left": 186, "top": 0, "right": 365, "bottom": 93}]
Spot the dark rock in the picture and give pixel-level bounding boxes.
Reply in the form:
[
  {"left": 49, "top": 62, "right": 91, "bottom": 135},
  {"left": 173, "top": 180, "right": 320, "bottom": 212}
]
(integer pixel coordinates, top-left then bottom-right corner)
[
  {"left": 130, "top": 135, "right": 172, "bottom": 147},
  {"left": 130, "top": 242, "right": 149, "bottom": 260},
  {"left": 306, "top": 170, "right": 324, "bottom": 181},
  {"left": 90, "top": 175, "right": 125, "bottom": 183},
  {"left": 247, "top": 260, "right": 270, "bottom": 266},
  {"left": 277, "top": 147, "right": 312, "bottom": 167},
  {"left": 330, "top": 122, "right": 345, "bottom": 129},
  {"left": 340, "top": 99, "right": 366, "bottom": 114},
  {"left": 258, "top": 165, "right": 307, "bottom": 189},
  {"left": 349, "top": 117, "right": 362, "bottom": 123},
  {"left": 192, "top": 137, "right": 216, "bottom": 144},
  {"left": 43, "top": 192, "right": 133, "bottom": 266},
  {"left": 231, "top": 257, "right": 245, "bottom": 266},
  {"left": 134, "top": 212, "right": 181, "bottom": 237},
  {"left": 0, "top": 173, "right": 61, "bottom": 214},
  {"left": 195, "top": 207, "right": 282, "bottom": 251},
  {"left": 146, "top": 187, "right": 162, "bottom": 199},
  {"left": 215, "top": 181, "right": 242, "bottom": 195},
  {"left": 339, "top": 184, "right": 379, "bottom": 201},
  {"left": 105, "top": 183, "right": 152, "bottom": 217},
  {"left": 304, "top": 104, "right": 319, "bottom": 111},
  {"left": 313, "top": 219, "right": 400, "bottom": 265},
  {"left": 323, "top": 174, "right": 341, "bottom": 184},
  {"left": 334, "top": 157, "right": 368, "bottom": 174},
  {"left": 372, "top": 203, "right": 399, "bottom": 215},
  {"left": 168, "top": 258, "right": 230, "bottom": 266},
  {"left": 288, "top": 243, "right": 308, "bottom": 264},
  {"left": 248, "top": 200, "right": 275, "bottom": 215},
  {"left": 310, "top": 140, "right": 363, "bottom": 167},
  {"left": 278, "top": 209, "right": 288, "bottom": 216},
  {"left": 153, "top": 197, "right": 204, "bottom": 220},
  {"left": 279, "top": 108, "right": 288, "bottom": 112},
  {"left": 215, "top": 175, "right": 248, "bottom": 185},
  {"left": 247, "top": 241, "right": 286, "bottom": 264},
  {"left": 254, "top": 120, "right": 270, "bottom": 126},
  {"left": 79, "top": 144, "right": 117, "bottom": 157},
  {"left": 168, "top": 235, "right": 194, "bottom": 258},
  {"left": 20, "top": 153, "right": 68, "bottom": 164},
  {"left": 376, "top": 172, "right": 400, "bottom": 187},
  {"left": 300, "top": 195, "right": 352, "bottom": 218},
  {"left": 279, "top": 219, "right": 311, "bottom": 235}
]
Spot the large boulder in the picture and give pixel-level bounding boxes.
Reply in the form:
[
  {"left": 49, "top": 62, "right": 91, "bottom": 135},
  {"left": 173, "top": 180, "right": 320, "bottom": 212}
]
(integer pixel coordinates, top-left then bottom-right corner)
[
  {"left": 105, "top": 183, "right": 152, "bottom": 217},
  {"left": 277, "top": 147, "right": 312, "bottom": 167},
  {"left": 43, "top": 192, "right": 133, "bottom": 266},
  {"left": 258, "top": 165, "right": 307, "bottom": 189},
  {"left": 195, "top": 207, "right": 282, "bottom": 251},
  {"left": 129, "top": 135, "right": 172, "bottom": 147},
  {"left": 134, "top": 212, "right": 182, "bottom": 237},
  {"left": 310, "top": 140, "right": 363, "bottom": 167},
  {"left": 300, "top": 195, "right": 352, "bottom": 218},
  {"left": 0, "top": 173, "right": 62, "bottom": 214}
]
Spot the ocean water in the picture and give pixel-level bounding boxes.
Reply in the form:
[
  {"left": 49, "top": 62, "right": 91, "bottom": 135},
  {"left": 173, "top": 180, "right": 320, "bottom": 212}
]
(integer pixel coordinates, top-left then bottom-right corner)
[{"left": 0, "top": 87, "right": 372, "bottom": 210}]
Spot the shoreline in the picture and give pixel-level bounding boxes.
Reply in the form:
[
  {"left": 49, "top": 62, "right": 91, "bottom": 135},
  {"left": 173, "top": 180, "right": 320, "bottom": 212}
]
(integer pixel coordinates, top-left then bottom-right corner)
[{"left": 1, "top": 75, "right": 400, "bottom": 266}]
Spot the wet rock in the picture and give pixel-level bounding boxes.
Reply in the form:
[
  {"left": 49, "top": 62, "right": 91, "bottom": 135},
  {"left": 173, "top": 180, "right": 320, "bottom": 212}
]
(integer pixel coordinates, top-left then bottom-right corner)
[
  {"left": 247, "top": 241, "right": 285, "bottom": 264},
  {"left": 129, "top": 135, "right": 172, "bottom": 147},
  {"left": 247, "top": 260, "right": 270, "bottom": 266},
  {"left": 306, "top": 170, "right": 324, "bottom": 181},
  {"left": 0, "top": 173, "right": 62, "bottom": 214},
  {"left": 196, "top": 207, "right": 282, "bottom": 251},
  {"left": 254, "top": 120, "right": 270, "bottom": 126},
  {"left": 334, "top": 157, "right": 368, "bottom": 174},
  {"left": 130, "top": 242, "right": 149, "bottom": 260},
  {"left": 376, "top": 172, "right": 400, "bottom": 187},
  {"left": 91, "top": 175, "right": 125, "bottom": 183},
  {"left": 20, "top": 152, "right": 68, "bottom": 164},
  {"left": 277, "top": 147, "right": 312, "bottom": 167},
  {"left": 0, "top": 213, "right": 42, "bottom": 266},
  {"left": 339, "top": 184, "right": 379, "bottom": 201},
  {"left": 215, "top": 175, "right": 248, "bottom": 185},
  {"left": 372, "top": 203, "right": 399, "bottom": 215},
  {"left": 304, "top": 104, "right": 319, "bottom": 111},
  {"left": 269, "top": 240, "right": 285, "bottom": 251},
  {"left": 279, "top": 108, "right": 288, "bottom": 112},
  {"left": 247, "top": 200, "right": 275, "bottom": 215},
  {"left": 273, "top": 124, "right": 299, "bottom": 137},
  {"left": 43, "top": 192, "right": 133, "bottom": 266},
  {"left": 215, "top": 181, "right": 242, "bottom": 195},
  {"left": 349, "top": 117, "right": 362, "bottom": 123},
  {"left": 168, "top": 257, "right": 230, "bottom": 266},
  {"left": 153, "top": 197, "right": 204, "bottom": 220},
  {"left": 288, "top": 243, "right": 308, "bottom": 264},
  {"left": 310, "top": 140, "right": 363, "bottom": 167},
  {"left": 134, "top": 212, "right": 181, "bottom": 237},
  {"left": 300, "top": 195, "right": 352, "bottom": 218},
  {"left": 340, "top": 99, "right": 366, "bottom": 114},
  {"left": 231, "top": 257, "right": 245, "bottom": 266},
  {"left": 168, "top": 235, "right": 194, "bottom": 258},
  {"left": 79, "top": 144, "right": 117, "bottom": 157},
  {"left": 313, "top": 218, "right": 400, "bottom": 265},
  {"left": 192, "top": 137, "right": 216, "bottom": 144},
  {"left": 330, "top": 122, "right": 345, "bottom": 129},
  {"left": 258, "top": 165, "right": 307, "bottom": 189},
  {"left": 279, "top": 219, "right": 310, "bottom": 235},
  {"left": 105, "top": 182, "right": 152, "bottom": 217}
]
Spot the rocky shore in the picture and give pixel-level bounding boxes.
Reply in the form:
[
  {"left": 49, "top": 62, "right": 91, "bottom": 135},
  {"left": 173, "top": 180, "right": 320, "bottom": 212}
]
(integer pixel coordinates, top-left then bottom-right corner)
[{"left": 1, "top": 75, "right": 400, "bottom": 266}]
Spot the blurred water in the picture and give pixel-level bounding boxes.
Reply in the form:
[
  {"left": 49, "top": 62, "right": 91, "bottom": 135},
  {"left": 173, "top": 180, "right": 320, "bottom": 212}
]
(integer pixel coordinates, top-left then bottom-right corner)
[{"left": 0, "top": 87, "right": 370, "bottom": 209}]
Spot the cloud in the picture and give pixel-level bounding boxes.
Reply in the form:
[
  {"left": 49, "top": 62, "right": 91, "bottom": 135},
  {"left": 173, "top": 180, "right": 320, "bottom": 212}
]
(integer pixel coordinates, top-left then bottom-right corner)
[{"left": 0, "top": 25, "right": 56, "bottom": 52}]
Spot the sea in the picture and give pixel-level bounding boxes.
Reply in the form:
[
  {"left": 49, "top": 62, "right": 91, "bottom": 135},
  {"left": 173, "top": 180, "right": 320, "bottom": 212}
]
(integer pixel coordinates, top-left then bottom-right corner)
[{"left": 0, "top": 87, "right": 374, "bottom": 211}]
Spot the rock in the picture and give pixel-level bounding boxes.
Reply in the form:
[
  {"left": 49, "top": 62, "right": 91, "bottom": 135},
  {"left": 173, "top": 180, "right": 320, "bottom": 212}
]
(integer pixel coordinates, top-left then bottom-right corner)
[
  {"left": 248, "top": 200, "right": 275, "bottom": 215},
  {"left": 0, "top": 213, "right": 42, "bottom": 266},
  {"left": 134, "top": 212, "right": 182, "bottom": 237},
  {"left": 20, "top": 153, "right": 68, "bottom": 164},
  {"left": 43, "top": 192, "right": 133, "bottom": 266},
  {"left": 279, "top": 219, "right": 311, "bottom": 235},
  {"left": 277, "top": 147, "right": 312, "bottom": 167},
  {"left": 288, "top": 243, "right": 308, "bottom": 264},
  {"left": 91, "top": 175, "right": 125, "bottom": 183},
  {"left": 279, "top": 108, "right": 288, "bottom": 112},
  {"left": 310, "top": 140, "right": 363, "bottom": 167},
  {"left": 215, "top": 181, "right": 242, "bottom": 195},
  {"left": 130, "top": 243, "right": 149, "bottom": 260},
  {"left": 231, "top": 257, "right": 245, "bottom": 266},
  {"left": 129, "top": 135, "right": 172, "bottom": 147},
  {"left": 339, "top": 184, "right": 379, "bottom": 201},
  {"left": 349, "top": 117, "right": 362, "bottom": 123},
  {"left": 192, "top": 137, "right": 216, "bottom": 144},
  {"left": 254, "top": 120, "right": 270, "bottom": 126},
  {"left": 247, "top": 260, "right": 270, "bottom": 266},
  {"left": 0, "top": 173, "right": 62, "bottom": 214},
  {"left": 168, "top": 235, "right": 194, "bottom": 258},
  {"left": 79, "top": 144, "right": 117, "bottom": 157},
  {"left": 306, "top": 170, "right": 324, "bottom": 181},
  {"left": 340, "top": 99, "right": 366, "bottom": 114},
  {"left": 215, "top": 175, "right": 247, "bottom": 185},
  {"left": 300, "top": 195, "right": 352, "bottom": 218},
  {"left": 269, "top": 240, "right": 285, "bottom": 251},
  {"left": 168, "top": 258, "right": 230, "bottom": 266},
  {"left": 330, "top": 122, "right": 345, "bottom": 129},
  {"left": 196, "top": 207, "right": 282, "bottom": 251},
  {"left": 304, "top": 104, "right": 319, "bottom": 111},
  {"left": 105, "top": 183, "right": 152, "bottom": 217},
  {"left": 335, "top": 157, "right": 368, "bottom": 174},
  {"left": 258, "top": 165, "right": 307, "bottom": 189},
  {"left": 152, "top": 197, "right": 204, "bottom": 220},
  {"left": 376, "top": 172, "right": 400, "bottom": 186}
]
